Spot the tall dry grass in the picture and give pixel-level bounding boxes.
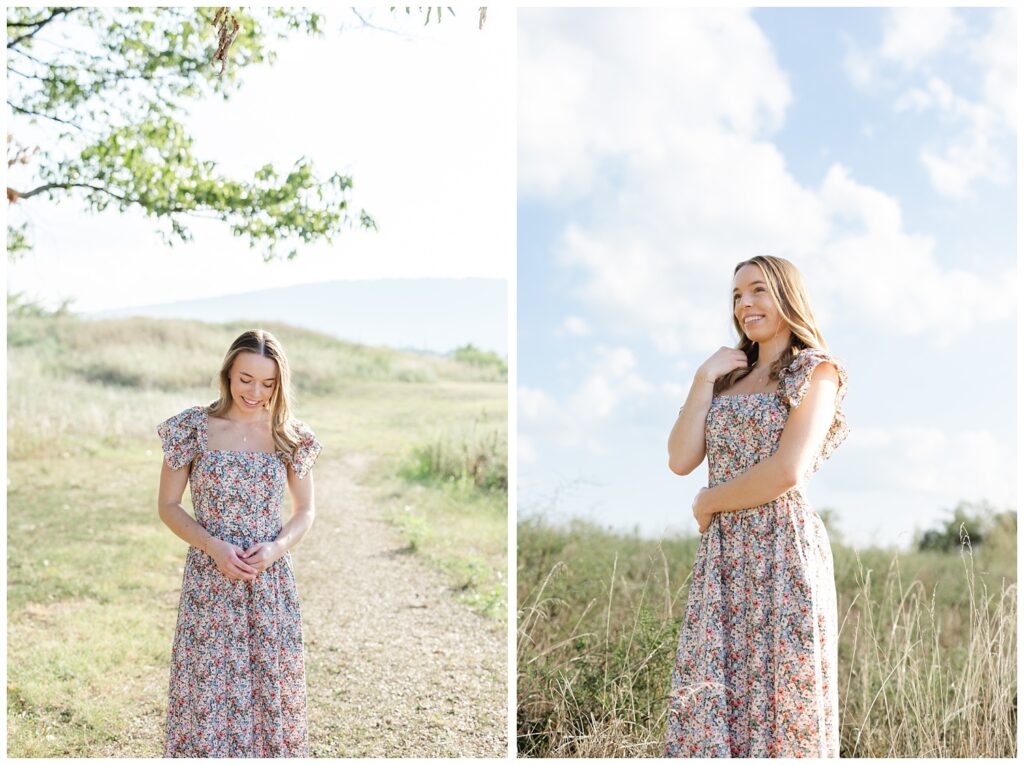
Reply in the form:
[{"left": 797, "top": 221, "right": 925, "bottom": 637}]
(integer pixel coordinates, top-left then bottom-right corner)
[
  {"left": 399, "top": 415, "right": 508, "bottom": 491},
  {"left": 516, "top": 519, "right": 1016, "bottom": 757},
  {"left": 839, "top": 533, "right": 1016, "bottom": 756}
]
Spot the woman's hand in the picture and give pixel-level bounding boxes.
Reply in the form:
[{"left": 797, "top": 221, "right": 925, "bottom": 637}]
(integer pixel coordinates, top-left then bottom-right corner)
[
  {"left": 692, "top": 487, "right": 716, "bottom": 534},
  {"left": 697, "top": 347, "right": 750, "bottom": 385},
  {"left": 239, "top": 540, "right": 284, "bottom": 573},
  {"left": 207, "top": 538, "right": 259, "bottom": 581}
]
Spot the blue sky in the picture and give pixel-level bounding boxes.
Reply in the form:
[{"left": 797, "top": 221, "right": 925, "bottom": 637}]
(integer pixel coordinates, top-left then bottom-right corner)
[{"left": 518, "top": 7, "right": 1017, "bottom": 548}]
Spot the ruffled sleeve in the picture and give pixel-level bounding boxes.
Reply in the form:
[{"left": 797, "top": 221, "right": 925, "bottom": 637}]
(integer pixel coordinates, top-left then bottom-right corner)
[
  {"left": 780, "top": 348, "right": 851, "bottom": 464},
  {"left": 157, "top": 406, "right": 206, "bottom": 470},
  {"left": 287, "top": 419, "right": 322, "bottom": 479}
]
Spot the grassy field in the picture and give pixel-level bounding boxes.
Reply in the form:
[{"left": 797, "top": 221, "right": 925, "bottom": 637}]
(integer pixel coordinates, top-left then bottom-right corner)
[
  {"left": 6, "top": 309, "right": 507, "bottom": 756},
  {"left": 517, "top": 514, "right": 1016, "bottom": 758}
]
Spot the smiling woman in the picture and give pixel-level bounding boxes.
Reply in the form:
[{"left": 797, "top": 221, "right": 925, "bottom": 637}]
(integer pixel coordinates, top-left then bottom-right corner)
[
  {"left": 665, "top": 255, "right": 850, "bottom": 757},
  {"left": 156, "top": 329, "right": 322, "bottom": 757}
]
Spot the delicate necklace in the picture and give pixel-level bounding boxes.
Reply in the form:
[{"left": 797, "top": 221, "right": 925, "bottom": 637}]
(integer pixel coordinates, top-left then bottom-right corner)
[
  {"left": 234, "top": 420, "right": 252, "bottom": 444},
  {"left": 750, "top": 359, "right": 775, "bottom": 383}
]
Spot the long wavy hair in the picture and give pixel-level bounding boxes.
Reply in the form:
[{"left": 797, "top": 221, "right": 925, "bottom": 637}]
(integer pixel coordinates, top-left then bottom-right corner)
[
  {"left": 207, "top": 329, "right": 302, "bottom": 456},
  {"left": 714, "top": 255, "right": 829, "bottom": 397}
]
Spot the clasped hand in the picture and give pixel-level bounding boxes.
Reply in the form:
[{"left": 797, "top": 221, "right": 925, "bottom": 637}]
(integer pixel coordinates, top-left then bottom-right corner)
[
  {"left": 208, "top": 539, "right": 282, "bottom": 582},
  {"left": 692, "top": 486, "right": 716, "bottom": 534}
]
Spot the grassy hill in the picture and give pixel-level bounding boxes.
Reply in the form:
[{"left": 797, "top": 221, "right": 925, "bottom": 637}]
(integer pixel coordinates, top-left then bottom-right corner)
[
  {"left": 8, "top": 310, "right": 504, "bottom": 456},
  {"left": 7, "top": 307, "right": 507, "bottom": 755}
]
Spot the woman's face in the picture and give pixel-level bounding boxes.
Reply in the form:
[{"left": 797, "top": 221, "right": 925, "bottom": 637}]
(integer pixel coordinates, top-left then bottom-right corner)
[
  {"left": 228, "top": 351, "right": 278, "bottom": 413},
  {"left": 733, "top": 264, "right": 786, "bottom": 342}
]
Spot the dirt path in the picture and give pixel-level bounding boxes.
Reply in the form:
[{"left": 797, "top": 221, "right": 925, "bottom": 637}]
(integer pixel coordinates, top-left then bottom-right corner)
[{"left": 293, "top": 452, "right": 507, "bottom": 757}]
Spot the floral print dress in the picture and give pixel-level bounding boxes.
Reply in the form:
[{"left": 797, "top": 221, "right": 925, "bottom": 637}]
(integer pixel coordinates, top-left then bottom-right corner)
[
  {"left": 665, "top": 347, "right": 850, "bottom": 758},
  {"left": 158, "top": 405, "right": 322, "bottom": 758}
]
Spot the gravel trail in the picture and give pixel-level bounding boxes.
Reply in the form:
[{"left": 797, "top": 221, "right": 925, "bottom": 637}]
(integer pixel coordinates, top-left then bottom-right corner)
[{"left": 294, "top": 452, "right": 507, "bottom": 757}]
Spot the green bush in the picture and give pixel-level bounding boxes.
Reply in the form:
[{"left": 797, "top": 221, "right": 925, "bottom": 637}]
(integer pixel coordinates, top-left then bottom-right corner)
[
  {"left": 452, "top": 343, "right": 507, "bottom": 380},
  {"left": 400, "top": 418, "right": 507, "bottom": 491},
  {"left": 914, "top": 500, "right": 1016, "bottom": 554}
]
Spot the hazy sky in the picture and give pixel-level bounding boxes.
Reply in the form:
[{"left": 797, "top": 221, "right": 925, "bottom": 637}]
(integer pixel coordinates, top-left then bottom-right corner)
[
  {"left": 6, "top": 7, "right": 514, "bottom": 312},
  {"left": 92, "top": 278, "right": 507, "bottom": 356},
  {"left": 518, "top": 7, "right": 1017, "bottom": 548}
]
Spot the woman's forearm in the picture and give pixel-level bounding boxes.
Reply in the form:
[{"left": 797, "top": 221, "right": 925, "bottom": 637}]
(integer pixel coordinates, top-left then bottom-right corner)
[
  {"left": 274, "top": 505, "right": 315, "bottom": 554},
  {"left": 668, "top": 373, "right": 715, "bottom": 474},
  {"left": 159, "top": 501, "right": 216, "bottom": 554},
  {"left": 705, "top": 455, "right": 796, "bottom": 514}
]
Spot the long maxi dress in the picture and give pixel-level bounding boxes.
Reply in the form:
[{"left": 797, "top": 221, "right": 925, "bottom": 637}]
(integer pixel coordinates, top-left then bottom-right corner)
[
  {"left": 665, "top": 347, "right": 851, "bottom": 758},
  {"left": 158, "top": 405, "right": 322, "bottom": 757}
]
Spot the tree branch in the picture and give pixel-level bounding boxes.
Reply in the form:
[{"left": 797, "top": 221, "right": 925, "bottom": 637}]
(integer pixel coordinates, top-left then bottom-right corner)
[
  {"left": 14, "top": 182, "right": 138, "bottom": 207},
  {"left": 7, "top": 101, "right": 83, "bottom": 130},
  {"left": 6, "top": 46, "right": 55, "bottom": 68},
  {"left": 7, "top": 8, "right": 80, "bottom": 49},
  {"left": 348, "top": 8, "right": 402, "bottom": 35},
  {"left": 13, "top": 181, "right": 202, "bottom": 218}
]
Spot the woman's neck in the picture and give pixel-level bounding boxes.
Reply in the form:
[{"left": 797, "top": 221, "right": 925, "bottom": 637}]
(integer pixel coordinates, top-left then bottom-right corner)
[
  {"left": 755, "top": 331, "right": 793, "bottom": 369},
  {"left": 223, "top": 406, "right": 270, "bottom": 424}
]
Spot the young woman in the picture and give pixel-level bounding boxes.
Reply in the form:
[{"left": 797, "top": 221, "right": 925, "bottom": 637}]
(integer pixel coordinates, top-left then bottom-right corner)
[
  {"left": 664, "top": 255, "right": 850, "bottom": 757},
  {"left": 157, "top": 329, "right": 322, "bottom": 757}
]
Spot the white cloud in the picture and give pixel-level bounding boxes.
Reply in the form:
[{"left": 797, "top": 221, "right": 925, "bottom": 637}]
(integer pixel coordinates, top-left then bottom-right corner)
[
  {"left": 845, "top": 8, "right": 1015, "bottom": 199},
  {"left": 849, "top": 425, "right": 1015, "bottom": 507},
  {"left": 567, "top": 345, "right": 651, "bottom": 420},
  {"left": 879, "top": 8, "right": 960, "bottom": 68},
  {"left": 894, "top": 77, "right": 962, "bottom": 115},
  {"left": 842, "top": 41, "right": 875, "bottom": 90},
  {"left": 803, "top": 423, "right": 1015, "bottom": 548},
  {"left": 844, "top": 8, "right": 960, "bottom": 88},
  {"left": 815, "top": 163, "right": 1014, "bottom": 346},
  {"left": 559, "top": 315, "right": 590, "bottom": 336},
  {"left": 894, "top": 72, "right": 1011, "bottom": 197},
  {"left": 972, "top": 8, "right": 1016, "bottom": 130},
  {"left": 519, "top": 386, "right": 559, "bottom": 422},
  {"left": 519, "top": 433, "right": 538, "bottom": 465},
  {"left": 918, "top": 132, "right": 1005, "bottom": 199},
  {"left": 661, "top": 381, "right": 688, "bottom": 400},
  {"left": 520, "top": 8, "right": 1012, "bottom": 356},
  {"left": 519, "top": 8, "right": 791, "bottom": 201},
  {"left": 519, "top": 344, "right": 656, "bottom": 453}
]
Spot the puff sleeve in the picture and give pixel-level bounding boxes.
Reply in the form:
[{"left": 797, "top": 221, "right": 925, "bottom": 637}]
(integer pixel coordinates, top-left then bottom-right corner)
[
  {"left": 780, "top": 348, "right": 851, "bottom": 464},
  {"left": 157, "top": 406, "right": 206, "bottom": 470},
  {"left": 288, "top": 420, "right": 322, "bottom": 479}
]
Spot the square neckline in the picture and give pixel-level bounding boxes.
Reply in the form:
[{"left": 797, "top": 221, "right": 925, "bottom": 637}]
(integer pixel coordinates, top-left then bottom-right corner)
[
  {"left": 200, "top": 407, "right": 281, "bottom": 457},
  {"left": 714, "top": 388, "right": 782, "bottom": 400},
  {"left": 715, "top": 390, "right": 779, "bottom": 398},
  {"left": 714, "top": 360, "right": 795, "bottom": 400}
]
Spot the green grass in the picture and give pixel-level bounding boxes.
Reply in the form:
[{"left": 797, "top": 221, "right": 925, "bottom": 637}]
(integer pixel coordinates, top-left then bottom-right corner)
[
  {"left": 7, "top": 311, "right": 507, "bottom": 756},
  {"left": 383, "top": 475, "right": 507, "bottom": 619},
  {"left": 399, "top": 421, "right": 508, "bottom": 492},
  {"left": 517, "top": 517, "right": 1016, "bottom": 758}
]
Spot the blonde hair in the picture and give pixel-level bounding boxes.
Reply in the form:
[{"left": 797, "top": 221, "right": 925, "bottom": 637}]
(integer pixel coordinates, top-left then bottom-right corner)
[
  {"left": 207, "top": 329, "right": 301, "bottom": 456},
  {"left": 715, "top": 255, "right": 829, "bottom": 397}
]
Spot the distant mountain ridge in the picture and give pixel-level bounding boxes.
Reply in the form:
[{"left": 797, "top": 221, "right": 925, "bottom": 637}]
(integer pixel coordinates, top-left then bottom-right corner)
[{"left": 87, "top": 278, "right": 507, "bottom": 356}]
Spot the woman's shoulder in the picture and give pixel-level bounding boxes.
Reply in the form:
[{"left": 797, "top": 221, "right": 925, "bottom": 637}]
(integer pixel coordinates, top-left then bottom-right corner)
[
  {"left": 780, "top": 346, "right": 849, "bottom": 407},
  {"left": 286, "top": 416, "right": 317, "bottom": 440},
  {"left": 158, "top": 405, "right": 207, "bottom": 431},
  {"left": 283, "top": 416, "right": 322, "bottom": 478},
  {"left": 157, "top": 405, "right": 208, "bottom": 470},
  {"left": 782, "top": 346, "right": 852, "bottom": 463},
  {"left": 785, "top": 346, "right": 848, "bottom": 376}
]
